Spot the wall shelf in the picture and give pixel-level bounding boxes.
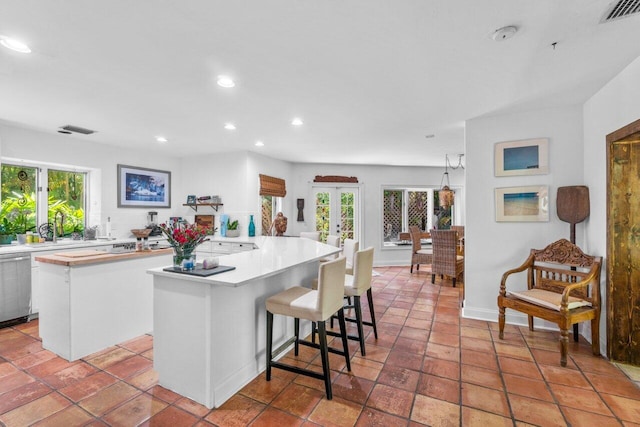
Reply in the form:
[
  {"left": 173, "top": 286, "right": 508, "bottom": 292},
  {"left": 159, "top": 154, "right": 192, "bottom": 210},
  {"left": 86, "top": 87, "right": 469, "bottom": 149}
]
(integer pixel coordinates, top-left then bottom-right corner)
[{"left": 183, "top": 203, "right": 223, "bottom": 212}]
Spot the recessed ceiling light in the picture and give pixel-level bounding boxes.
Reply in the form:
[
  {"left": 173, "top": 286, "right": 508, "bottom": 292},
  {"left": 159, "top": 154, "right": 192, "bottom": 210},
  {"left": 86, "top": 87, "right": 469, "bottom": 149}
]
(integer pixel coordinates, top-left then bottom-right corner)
[
  {"left": 291, "top": 118, "right": 303, "bottom": 126},
  {"left": 0, "top": 36, "right": 31, "bottom": 53},
  {"left": 224, "top": 123, "right": 236, "bottom": 130},
  {"left": 217, "top": 76, "right": 235, "bottom": 88},
  {"left": 156, "top": 136, "right": 168, "bottom": 143},
  {"left": 255, "top": 141, "right": 264, "bottom": 147}
]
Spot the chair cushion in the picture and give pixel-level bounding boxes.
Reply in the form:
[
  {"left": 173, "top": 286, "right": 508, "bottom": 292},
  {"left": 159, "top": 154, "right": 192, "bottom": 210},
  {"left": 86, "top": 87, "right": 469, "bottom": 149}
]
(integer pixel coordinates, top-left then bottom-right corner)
[
  {"left": 508, "top": 289, "right": 591, "bottom": 311},
  {"left": 266, "top": 286, "right": 324, "bottom": 321}
]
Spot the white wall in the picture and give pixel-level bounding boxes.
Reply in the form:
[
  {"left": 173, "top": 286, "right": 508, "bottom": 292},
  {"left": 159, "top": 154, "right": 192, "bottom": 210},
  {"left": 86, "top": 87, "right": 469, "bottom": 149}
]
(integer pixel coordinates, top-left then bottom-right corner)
[
  {"left": 583, "top": 55, "right": 640, "bottom": 354},
  {"left": 464, "top": 106, "right": 584, "bottom": 323},
  {"left": 289, "top": 162, "right": 464, "bottom": 266},
  {"left": 0, "top": 123, "right": 181, "bottom": 238}
]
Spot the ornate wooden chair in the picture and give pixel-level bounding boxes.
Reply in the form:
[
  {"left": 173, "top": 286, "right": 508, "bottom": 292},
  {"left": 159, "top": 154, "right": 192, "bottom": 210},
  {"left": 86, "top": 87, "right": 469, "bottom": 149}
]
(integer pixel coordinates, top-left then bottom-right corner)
[
  {"left": 409, "top": 226, "right": 432, "bottom": 273},
  {"left": 431, "top": 229, "right": 464, "bottom": 286},
  {"left": 497, "top": 239, "right": 602, "bottom": 366}
]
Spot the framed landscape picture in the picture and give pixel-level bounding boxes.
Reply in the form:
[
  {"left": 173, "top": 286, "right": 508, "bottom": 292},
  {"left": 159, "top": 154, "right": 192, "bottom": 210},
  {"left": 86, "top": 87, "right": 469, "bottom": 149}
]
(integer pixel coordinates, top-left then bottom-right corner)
[
  {"left": 494, "top": 138, "right": 549, "bottom": 177},
  {"left": 117, "top": 164, "right": 171, "bottom": 208},
  {"left": 495, "top": 186, "right": 549, "bottom": 222}
]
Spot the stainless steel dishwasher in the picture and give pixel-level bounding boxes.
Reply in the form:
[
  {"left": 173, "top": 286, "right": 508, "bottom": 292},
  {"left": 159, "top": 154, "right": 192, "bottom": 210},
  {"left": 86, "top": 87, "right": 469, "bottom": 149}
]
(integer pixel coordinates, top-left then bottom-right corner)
[{"left": 0, "top": 252, "right": 32, "bottom": 327}]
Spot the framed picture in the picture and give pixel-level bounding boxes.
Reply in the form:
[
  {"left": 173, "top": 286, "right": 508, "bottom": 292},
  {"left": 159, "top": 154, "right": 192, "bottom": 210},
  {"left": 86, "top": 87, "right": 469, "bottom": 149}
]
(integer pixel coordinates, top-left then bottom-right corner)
[
  {"left": 494, "top": 138, "right": 549, "bottom": 177},
  {"left": 186, "top": 195, "right": 197, "bottom": 205},
  {"left": 195, "top": 214, "right": 215, "bottom": 234},
  {"left": 117, "top": 164, "right": 171, "bottom": 208},
  {"left": 495, "top": 186, "right": 549, "bottom": 222}
]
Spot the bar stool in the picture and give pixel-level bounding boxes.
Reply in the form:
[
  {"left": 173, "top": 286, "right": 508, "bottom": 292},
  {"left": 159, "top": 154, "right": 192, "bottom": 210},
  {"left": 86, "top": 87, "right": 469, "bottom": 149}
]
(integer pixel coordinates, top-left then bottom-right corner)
[
  {"left": 333, "top": 247, "right": 378, "bottom": 355},
  {"left": 299, "top": 231, "right": 321, "bottom": 241},
  {"left": 320, "top": 234, "right": 341, "bottom": 263},
  {"left": 265, "top": 257, "right": 351, "bottom": 400},
  {"left": 343, "top": 238, "right": 359, "bottom": 273}
]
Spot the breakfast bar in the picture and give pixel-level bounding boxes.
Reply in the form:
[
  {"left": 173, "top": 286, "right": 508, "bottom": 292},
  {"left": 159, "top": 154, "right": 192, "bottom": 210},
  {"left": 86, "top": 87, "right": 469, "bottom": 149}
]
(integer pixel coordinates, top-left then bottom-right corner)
[
  {"left": 147, "top": 236, "right": 340, "bottom": 409},
  {"left": 35, "top": 248, "right": 173, "bottom": 361}
]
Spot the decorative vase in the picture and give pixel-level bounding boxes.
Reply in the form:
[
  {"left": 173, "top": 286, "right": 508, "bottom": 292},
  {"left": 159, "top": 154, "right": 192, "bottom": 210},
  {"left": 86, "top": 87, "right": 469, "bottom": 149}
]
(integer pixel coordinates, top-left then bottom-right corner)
[
  {"left": 173, "top": 247, "right": 196, "bottom": 271},
  {"left": 226, "top": 229, "right": 240, "bottom": 238},
  {"left": 248, "top": 215, "right": 255, "bottom": 237}
]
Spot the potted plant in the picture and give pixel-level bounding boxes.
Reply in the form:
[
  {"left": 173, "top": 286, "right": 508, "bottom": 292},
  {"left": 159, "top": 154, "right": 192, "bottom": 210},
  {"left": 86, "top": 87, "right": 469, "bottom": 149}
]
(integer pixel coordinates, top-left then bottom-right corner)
[
  {"left": 226, "top": 218, "right": 240, "bottom": 237},
  {"left": 0, "top": 217, "right": 18, "bottom": 245}
]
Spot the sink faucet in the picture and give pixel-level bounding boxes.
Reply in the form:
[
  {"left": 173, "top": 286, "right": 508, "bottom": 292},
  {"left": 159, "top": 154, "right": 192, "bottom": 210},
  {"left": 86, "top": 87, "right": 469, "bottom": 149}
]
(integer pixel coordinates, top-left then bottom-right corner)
[{"left": 53, "top": 211, "right": 64, "bottom": 243}]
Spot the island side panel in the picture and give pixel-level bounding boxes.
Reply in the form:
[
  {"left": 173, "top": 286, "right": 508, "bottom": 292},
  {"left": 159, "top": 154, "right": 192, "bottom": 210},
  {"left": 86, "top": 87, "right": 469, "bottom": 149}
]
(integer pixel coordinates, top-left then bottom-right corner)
[{"left": 152, "top": 260, "right": 318, "bottom": 409}]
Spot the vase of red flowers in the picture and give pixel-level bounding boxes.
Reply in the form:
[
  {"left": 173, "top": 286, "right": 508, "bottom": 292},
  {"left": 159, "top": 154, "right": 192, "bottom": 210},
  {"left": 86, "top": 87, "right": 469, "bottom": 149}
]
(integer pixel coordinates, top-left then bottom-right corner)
[{"left": 159, "top": 220, "right": 213, "bottom": 270}]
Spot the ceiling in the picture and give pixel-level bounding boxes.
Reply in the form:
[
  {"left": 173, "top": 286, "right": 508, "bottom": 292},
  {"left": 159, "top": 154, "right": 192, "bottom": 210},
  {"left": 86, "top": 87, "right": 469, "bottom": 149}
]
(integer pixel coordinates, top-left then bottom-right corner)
[{"left": 1, "top": 1, "right": 639, "bottom": 167}]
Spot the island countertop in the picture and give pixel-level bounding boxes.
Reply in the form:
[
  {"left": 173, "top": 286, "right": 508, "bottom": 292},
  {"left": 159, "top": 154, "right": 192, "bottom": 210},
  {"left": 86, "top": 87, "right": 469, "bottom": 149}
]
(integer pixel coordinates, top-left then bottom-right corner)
[
  {"left": 35, "top": 247, "right": 173, "bottom": 266},
  {"left": 147, "top": 236, "right": 340, "bottom": 287}
]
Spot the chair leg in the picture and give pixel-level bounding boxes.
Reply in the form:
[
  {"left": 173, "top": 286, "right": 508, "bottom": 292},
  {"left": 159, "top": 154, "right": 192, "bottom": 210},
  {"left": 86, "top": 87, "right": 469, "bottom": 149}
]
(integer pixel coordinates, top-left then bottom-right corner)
[
  {"left": 294, "top": 318, "right": 300, "bottom": 356},
  {"left": 560, "top": 328, "right": 569, "bottom": 367},
  {"left": 316, "top": 321, "right": 332, "bottom": 400},
  {"left": 266, "top": 311, "right": 273, "bottom": 381},
  {"left": 431, "top": 273, "right": 435, "bottom": 284},
  {"left": 452, "top": 278, "right": 456, "bottom": 287},
  {"left": 366, "top": 288, "right": 378, "bottom": 339},
  {"left": 591, "top": 318, "right": 600, "bottom": 356},
  {"left": 311, "top": 321, "right": 316, "bottom": 344},
  {"left": 573, "top": 324, "right": 579, "bottom": 342},
  {"left": 353, "top": 296, "right": 366, "bottom": 356},
  {"left": 498, "top": 306, "right": 505, "bottom": 340},
  {"left": 410, "top": 263, "right": 414, "bottom": 273},
  {"left": 336, "top": 308, "right": 351, "bottom": 371}
]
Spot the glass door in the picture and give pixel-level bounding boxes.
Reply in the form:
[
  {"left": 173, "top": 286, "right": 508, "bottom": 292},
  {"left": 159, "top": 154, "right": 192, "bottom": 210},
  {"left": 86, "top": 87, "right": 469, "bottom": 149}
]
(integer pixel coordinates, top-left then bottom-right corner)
[{"left": 313, "top": 187, "right": 359, "bottom": 243}]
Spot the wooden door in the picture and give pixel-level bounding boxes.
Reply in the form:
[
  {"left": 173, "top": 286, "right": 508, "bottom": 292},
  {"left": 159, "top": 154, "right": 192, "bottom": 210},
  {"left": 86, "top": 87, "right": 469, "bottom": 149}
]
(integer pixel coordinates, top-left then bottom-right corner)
[{"left": 607, "top": 118, "right": 640, "bottom": 365}]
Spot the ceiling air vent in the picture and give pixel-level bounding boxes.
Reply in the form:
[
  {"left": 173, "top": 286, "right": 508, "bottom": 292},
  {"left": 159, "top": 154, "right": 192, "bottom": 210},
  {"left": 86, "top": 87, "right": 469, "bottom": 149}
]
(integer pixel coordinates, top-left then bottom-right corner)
[
  {"left": 59, "top": 125, "right": 97, "bottom": 135},
  {"left": 601, "top": 0, "right": 640, "bottom": 22}
]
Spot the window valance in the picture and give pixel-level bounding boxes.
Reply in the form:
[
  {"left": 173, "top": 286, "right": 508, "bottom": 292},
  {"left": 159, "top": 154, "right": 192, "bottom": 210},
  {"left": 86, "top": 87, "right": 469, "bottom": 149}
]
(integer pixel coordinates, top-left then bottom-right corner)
[{"left": 259, "top": 174, "right": 286, "bottom": 197}]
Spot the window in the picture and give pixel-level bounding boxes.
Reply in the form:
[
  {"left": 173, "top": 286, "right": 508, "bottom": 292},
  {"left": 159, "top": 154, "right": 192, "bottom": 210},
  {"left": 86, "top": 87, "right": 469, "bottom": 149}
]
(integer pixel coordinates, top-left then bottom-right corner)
[
  {"left": 382, "top": 187, "right": 451, "bottom": 247},
  {"left": 261, "top": 195, "right": 282, "bottom": 236},
  {"left": 1, "top": 162, "right": 87, "bottom": 238}
]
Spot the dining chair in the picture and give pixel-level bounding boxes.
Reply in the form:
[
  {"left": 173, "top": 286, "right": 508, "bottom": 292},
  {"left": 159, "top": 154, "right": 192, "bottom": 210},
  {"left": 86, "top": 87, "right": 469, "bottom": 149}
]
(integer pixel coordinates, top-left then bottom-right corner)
[
  {"left": 409, "top": 226, "right": 432, "bottom": 273},
  {"left": 430, "top": 229, "right": 464, "bottom": 287},
  {"left": 299, "top": 231, "right": 321, "bottom": 241},
  {"left": 320, "top": 234, "right": 341, "bottom": 263}
]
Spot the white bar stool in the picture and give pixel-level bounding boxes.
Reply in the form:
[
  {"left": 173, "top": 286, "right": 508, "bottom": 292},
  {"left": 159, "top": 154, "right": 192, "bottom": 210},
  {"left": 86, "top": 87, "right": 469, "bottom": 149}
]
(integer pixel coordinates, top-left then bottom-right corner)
[{"left": 265, "top": 257, "right": 351, "bottom": 400}]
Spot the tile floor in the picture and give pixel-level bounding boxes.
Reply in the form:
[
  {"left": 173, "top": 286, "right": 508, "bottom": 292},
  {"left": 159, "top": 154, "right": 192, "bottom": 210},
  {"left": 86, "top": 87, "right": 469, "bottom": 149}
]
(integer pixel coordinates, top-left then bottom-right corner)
[{"left": 1, "top": 266, "right": 640, "bottom": 426}]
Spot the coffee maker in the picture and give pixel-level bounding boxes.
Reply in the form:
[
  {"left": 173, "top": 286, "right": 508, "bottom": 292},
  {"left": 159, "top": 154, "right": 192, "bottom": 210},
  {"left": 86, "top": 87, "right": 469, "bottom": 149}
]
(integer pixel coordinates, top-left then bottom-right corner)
[{"left": 146, "top": 211, "right": 162, "bottom": 236}]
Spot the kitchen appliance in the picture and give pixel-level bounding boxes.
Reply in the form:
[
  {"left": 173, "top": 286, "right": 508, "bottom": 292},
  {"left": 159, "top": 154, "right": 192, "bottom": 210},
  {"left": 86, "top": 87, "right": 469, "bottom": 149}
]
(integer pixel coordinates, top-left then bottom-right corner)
[
  {"left": 0, "top": 252, "right": 31, "bottom": 327},
  {"left": 146, "top": 211, "right": 162, "bottom": 236}
]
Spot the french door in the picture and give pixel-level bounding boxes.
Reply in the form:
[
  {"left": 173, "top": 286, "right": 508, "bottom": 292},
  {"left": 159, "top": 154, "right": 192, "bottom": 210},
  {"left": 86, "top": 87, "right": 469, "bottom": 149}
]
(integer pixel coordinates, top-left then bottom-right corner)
[{"left": 313, "top": 186, "right": 360, "bottom": 243}]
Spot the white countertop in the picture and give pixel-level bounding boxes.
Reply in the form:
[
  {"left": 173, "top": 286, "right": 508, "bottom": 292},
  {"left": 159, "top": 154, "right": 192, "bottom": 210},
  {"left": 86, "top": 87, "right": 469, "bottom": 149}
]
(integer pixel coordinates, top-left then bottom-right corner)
[{"left": 148, "top": 236, "right": 340, "bottom": 287}]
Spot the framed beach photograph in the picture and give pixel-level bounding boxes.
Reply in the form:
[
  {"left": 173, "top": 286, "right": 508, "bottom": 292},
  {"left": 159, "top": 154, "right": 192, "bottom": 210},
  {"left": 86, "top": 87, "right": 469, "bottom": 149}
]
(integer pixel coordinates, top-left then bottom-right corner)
[
  {"left": 494, "top": 138, "right": 549, "bottom": 177},
  {"left": 117, "top": 164, "right": 171, "bottom": 208},
  {"left": 495, "top": 186, "right": 549, "bottom": 222}
]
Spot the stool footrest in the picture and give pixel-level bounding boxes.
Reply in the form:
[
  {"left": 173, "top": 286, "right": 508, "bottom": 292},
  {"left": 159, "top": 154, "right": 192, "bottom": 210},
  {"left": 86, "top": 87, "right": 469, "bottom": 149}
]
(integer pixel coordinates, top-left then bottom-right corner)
[
  {"left": 270, "top": 361, "right": 325, "bottom": 380},
  {"left": 272, "top": 336, "right": 297, "bottom": 360},
  {"left": 299, "top": 338, "right": 348, "bottom": 358}
]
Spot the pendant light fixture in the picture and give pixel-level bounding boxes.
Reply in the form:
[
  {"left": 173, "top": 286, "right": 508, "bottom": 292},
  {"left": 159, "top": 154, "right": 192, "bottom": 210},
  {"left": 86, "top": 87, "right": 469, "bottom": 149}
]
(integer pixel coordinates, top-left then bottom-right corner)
[{"left": 438, "top": 154, "right": 464, "bottom": 209}]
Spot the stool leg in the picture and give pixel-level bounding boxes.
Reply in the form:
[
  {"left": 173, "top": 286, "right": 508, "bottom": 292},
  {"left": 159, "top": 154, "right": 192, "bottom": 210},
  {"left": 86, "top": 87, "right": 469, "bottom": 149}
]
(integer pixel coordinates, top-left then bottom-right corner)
[
  {"left": 294, "top": 318, "right": 300, "bottom": 356},
  {"left": 366, "top": 288, "right": 378, "bottom": 339},
  {"left": 336, "top": 308, "right": 351, "bottom": 372},
  {"left": 266, "top": 311, "right": 273, "bottom": 381},
  {"left": 353, "top": 295, "right": 366, "bottom": 356},
  {"left": 311, "top": 321, "right": 316, "bottom": 344},
  {"left": 316, "top": 321, "right": 332, "bottom": 399}
]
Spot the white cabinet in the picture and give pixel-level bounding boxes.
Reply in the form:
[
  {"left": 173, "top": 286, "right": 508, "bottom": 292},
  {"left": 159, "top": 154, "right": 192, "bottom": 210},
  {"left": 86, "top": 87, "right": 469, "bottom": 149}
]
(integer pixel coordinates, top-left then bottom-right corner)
[{"left": 196, "top": 240, "right": 255, "bottom": 259}]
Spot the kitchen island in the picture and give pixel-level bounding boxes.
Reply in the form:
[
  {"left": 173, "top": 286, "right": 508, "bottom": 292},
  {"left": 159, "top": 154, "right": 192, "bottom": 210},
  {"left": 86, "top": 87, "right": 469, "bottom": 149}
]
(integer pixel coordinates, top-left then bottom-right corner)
[
  {"left": 147, "top": 236, "right": 340, "bottom": 409},
  {"left": 35, "top": 248, "right": 173, "bottom": 361}
]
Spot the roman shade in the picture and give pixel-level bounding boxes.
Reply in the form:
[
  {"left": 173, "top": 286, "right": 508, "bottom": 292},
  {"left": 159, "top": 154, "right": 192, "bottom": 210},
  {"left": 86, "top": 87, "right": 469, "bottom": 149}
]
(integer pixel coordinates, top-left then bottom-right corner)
[{"left": 259, "top": 174, "right": 286, "bottom": 197}]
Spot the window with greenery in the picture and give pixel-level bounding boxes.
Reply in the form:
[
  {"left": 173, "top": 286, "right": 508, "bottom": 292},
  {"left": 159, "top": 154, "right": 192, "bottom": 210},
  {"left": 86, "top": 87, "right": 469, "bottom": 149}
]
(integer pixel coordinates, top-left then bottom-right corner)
[
  {"left": 1, "top": 163, "right": 87, "bottom": 238},
  {"left": 315, "top": 192, "right": 330, "bottom": 242},
  {"left": 383, "top": 187, "right": 450, "bottom": 247}
]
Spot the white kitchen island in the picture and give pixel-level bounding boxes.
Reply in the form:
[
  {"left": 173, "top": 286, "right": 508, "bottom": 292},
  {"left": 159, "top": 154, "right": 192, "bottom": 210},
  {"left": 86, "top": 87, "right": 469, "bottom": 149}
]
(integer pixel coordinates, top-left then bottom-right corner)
[
  {"left": 147, "top": 236, "right": 340, "bottom": 409},
  {"left": 35, "top": 248, "right": 173, "bottom": 361}
]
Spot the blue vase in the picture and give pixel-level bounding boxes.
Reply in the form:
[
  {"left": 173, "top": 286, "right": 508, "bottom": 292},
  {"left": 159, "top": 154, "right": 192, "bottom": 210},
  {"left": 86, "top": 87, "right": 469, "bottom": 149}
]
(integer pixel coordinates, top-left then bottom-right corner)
[{"left": 248, "top": 215, "right": 256, "bottom": 237}]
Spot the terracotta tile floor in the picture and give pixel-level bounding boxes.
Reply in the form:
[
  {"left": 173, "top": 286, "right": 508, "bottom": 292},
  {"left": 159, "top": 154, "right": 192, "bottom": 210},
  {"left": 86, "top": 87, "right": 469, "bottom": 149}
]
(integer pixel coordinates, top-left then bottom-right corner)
[{"left": 1, "top": 266, "right": 640, "bottom": 426}]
